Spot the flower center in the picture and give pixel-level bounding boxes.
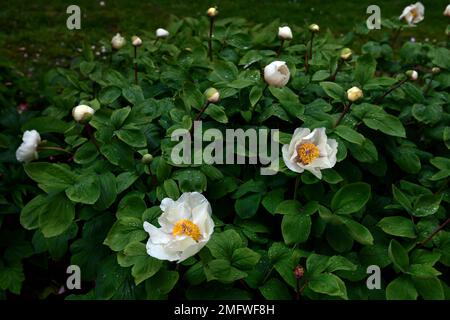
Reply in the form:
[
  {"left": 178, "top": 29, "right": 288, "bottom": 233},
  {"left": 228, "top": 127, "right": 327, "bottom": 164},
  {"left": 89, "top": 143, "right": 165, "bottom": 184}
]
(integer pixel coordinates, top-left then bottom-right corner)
[
  {"left": 411, "top": 9, "right": 418, "bottom": 18},
  {"left": 297, "top": 143, "right": 320, "bottom": 165},
  {"left": 172, "top": 219, "right": 201, "bottom": 242}
]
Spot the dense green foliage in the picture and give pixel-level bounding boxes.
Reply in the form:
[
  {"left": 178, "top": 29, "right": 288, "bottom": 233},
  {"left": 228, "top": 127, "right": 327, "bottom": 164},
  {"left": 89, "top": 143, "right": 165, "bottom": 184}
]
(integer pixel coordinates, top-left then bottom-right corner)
[{"left": 0, "top": 13, "right": 449, "bottom": 300}]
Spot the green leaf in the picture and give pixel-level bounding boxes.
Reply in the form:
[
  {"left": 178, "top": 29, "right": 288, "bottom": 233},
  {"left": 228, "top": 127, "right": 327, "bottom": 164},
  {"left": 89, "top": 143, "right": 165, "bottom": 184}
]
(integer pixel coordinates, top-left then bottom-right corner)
[
  {"left": 204, "top": 104, "right": 228, "bottom": 124},
  {"left": 331, "top": 182, "right": 371, "bottom": 215},
  {"left": 104, "top": 217, "right": 147, "bottom": 252},
  {"left": 342, "top": 217, "right": 374, "bottom": 245},
  {"left": 249, "top": 85, "right": 263, "bottom": 107},
  {"left": 320, "top": 82, "right": 345, "bottom": 101},
  {"left": 39, "top": 192, "right": 75, "bottom": 238},
  {"left": 163, "top": 179, "right": 180, "bottom": 200},
  {"left": 172, "top": 169, "right": 207, "bottom": 193},
  {"left": 22, "top": 117, "right": 70, "bottom": 134},
  {"left": 281, "top": 214, "right": 311, "bottom": 245},
  {"left": 111, "top": 107, "right": 131, "bottom": 129},
  {"left": 312, "top": 70, "right": 331, "bottom": 82},
  {"left": 99, "top": 86, "right": 121, "bottom": 105},
  {"left": 94, "top": 172, "right": 117, "bottom": 210},
  {"left": 392, "top": 185, "right": 413, "bottom": 212},
  {"left": 347, "top": 138, "right": 378, "bottom": 163},
  {"left": 386, "top": 276, "right": 417, "bottom": 300},
  {"left": 354, "top": 54, "right": 376, "bottom": 85},
  {"left": 308, "top": 273, "right": 347, "bottom": 298},
  {"left": 334, "top": 126, "right": 365, "bottom": 145},
  {"left": 234, "top": 193, "right": 262, "bottom": 219},
  {"left": 74, "top": 142, "right": 99, "bottom": 164},
  {"left": 119, "top": 242, "right": 163, "bottom": 285},
  {"left": 413, "top": 194, "right": 442, "bottom": 217},
  {"left": 274, "top": 200, "right": 301, "bottom": 215},
  {"left": 259, "top": 278, "right": 291, "bottom": 300},
  {"left": 306, "top": 253, "right": 330, "bottom": 276},
  {"left": 206, "top": 259, "right": 247, "bottom": 282},
  {"left": 412, "top": 277, "right": 444, "bottom": 300},
  {"left": 207, "top": 229, "right": 245, "bottom": 261},
  {"left": 122, "top": 85, "right": 144, "bottom": 104},
  {"left": 388, "top": 239, "right": 409, "bottom": 272},
  {"left": 231, "top": 248, "right": 260, "bottom": 270},
  {"left": 24, "top": 163, "right": 77, "bottom": 191},
  {"left": 407, "top": 264, "right": 441, "bottom": 279},
  {"left": 95, "top": 255, "right": 130, "bottom": 299},
  {"left": 20, "top": 195, "right": 48, "bottom": 230},
  {"left": 145, "top": 269, "right": 179, "bottom": 299},
  {"left": 65, "top": 175, "right": 101, "bottom": 205},
  {"left": 362, "top": 113, "right": 406, "bottom": 138},
  {"left": 116, "top": 127, "right": 147, "bottom": 148},
  {"left": 377, "top": 216, "right": 416, "bottom": 238},
  {"left": 0, "top": 262, "right": 24, "bottom": 294}
]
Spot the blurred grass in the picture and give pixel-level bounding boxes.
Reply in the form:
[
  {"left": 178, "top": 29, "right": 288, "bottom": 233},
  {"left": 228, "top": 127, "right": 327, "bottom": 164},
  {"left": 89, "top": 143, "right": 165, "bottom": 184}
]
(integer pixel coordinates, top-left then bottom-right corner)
[{"left": 0, "top": 0, "right": 449, "bottom": 78}]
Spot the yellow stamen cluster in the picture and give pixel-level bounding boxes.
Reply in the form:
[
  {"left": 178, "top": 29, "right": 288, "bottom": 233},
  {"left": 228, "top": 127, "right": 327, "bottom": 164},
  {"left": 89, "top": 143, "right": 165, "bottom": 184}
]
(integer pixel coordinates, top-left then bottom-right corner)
[
  {"left": 172, "top": 219, "right": 201, "bottom": 242},
  {"left": 297, "top": 143, "right": 320, "bottom": 165}
]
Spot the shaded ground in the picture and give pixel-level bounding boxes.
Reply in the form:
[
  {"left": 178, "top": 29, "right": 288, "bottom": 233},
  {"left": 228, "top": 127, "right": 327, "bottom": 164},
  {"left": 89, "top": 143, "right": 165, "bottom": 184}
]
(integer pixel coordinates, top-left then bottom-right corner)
[{"left": 0, "top": 0, "right": 449, "bottom": 78}]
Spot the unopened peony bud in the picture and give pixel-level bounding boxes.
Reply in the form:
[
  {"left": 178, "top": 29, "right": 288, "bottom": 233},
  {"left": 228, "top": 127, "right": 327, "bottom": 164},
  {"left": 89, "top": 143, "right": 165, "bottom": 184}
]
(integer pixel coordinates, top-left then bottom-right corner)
[
  {"left": 432, "top": 67, "right": 441, "bottom": 74},
  {"left": 264, "top": 61, "right": 290, "bottom": 88},
  {"left": 340, "top": 48, "right": 352, "bottom": 60},
  {"left": 156, "top": 28, "right": 169, "bottom": 38},
  {"left": 309, "top": 24, "right": 320, "bottom": 33},
  {"left": 204, "top": 88, "right": 220, "bottom": 103},
  {"left": 111, "top": 33, "right": 126, "bottom": 50},
  {"left": 207, "top": 7, "right": 218, "bottom": 17},
  {"left": 141, "top": 153, "right": 153, "bottom": 164},
  {"left": 406, "top": 70, "right": 418, "bottom": 81},
  {"left": 443, "top": 4, "right": 450, "bottom": 17},
  {"left": 294, "top": 265, "right": 304, "bottom": 279},
  {"left": 72, "top": 105, "right": 95, "bottom": 122},
  {"left": 278, "top": 26, "right": 293, "bottom": 40},
  {"left": 347, "top": 86, "right": 363, "bottom": 102},
  {"left": 132, "top": 36, "right": 142, "bottom": 47}
]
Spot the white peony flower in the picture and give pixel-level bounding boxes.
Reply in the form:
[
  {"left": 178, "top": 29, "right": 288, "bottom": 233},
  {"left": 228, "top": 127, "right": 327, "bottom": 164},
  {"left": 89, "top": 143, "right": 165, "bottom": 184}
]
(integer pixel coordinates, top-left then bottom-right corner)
[
  {"left": 399, "top": 2, "right": 425, "bottom": 26},
  {"left": 72, "top": 104, "right": 95, "bottom": 122},
  {"left": 340, "top": 48, "right": 352, "bottom": 60},
  {"left": 131, "top": 35, "right": 142, "bottom": 47},
  {"left": 444, "top": 4, "right": 450, "bottom": 17},
  {"left": 264, "top": 61, "right": 290, "bottom": 87},
  {"left": 143, "top": 192, "right": 214, "bottom": 263},
  {"left": 347, "top": 86, "right": 363, "bottom": 102},
  {"left": 16, "top": 130, "right": 41, "bottom": 163},
  {"left": 309, "top": 24, "right": 320, "bottom": 33},
  {"left": 278, "top": 26, "right": 293, "bottom": 40},
  {"left": 406, "top": 70, "right": 419, "bottom": 81},
  {"left": 156, "top": 28, "right": 169, "bottom": 38},
  {"left": 111, "top": 33, "right": 126, "bottom": 49},
  {"left": 282, "top": 128, "right": 338, "bottom": 179}
]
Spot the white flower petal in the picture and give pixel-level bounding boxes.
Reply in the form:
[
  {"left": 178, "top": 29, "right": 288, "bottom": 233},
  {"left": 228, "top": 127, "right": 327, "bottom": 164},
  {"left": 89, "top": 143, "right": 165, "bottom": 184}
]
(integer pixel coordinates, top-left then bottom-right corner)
[{"left": 143, "top": 221, "right": 172, "bottom": 244}]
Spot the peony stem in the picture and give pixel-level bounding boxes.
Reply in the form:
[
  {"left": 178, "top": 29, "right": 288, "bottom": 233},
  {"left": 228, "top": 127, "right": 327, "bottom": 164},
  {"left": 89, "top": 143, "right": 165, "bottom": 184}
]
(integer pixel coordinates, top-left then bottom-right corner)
[
  {"left": 375, "top": 77, "right": 408, "bottom": 104},
  {"left": 37, "top": 146, "right": 73, "bottom": 155},
  {"left": 189, "top": 101, "right": 211, "bottom": 135},
  {"left": 134, "top": 46, "right": 138, "bottom": 85},
  {"left": 208, "top": 17, "right": 215, "bottom": 61},
  {"left": 154, "top": 37, "right": 159, "bottom": 45},
  {"left": 276, "top": 39, "right": 284, "bottom": 57},
  {"left": 334, "top": 101, "right": 353, "bottom": 128},
  {"left": 330, "top": 59, "right": 342, "bottom": 81},
  {"left": 423, "top": 73, "right": 435, "bottom": 96},
  {"left": 417, "top": 218, "right": 450, "bottom": 247},
  {"left": 309, "top": 32, "right": 315, "bottom": 60}
]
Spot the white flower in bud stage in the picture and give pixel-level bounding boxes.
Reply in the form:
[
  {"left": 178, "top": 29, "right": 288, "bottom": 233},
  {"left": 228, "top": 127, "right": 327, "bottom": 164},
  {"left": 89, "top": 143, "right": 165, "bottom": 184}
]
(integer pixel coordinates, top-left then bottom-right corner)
[
  {"left": 340, "top": 48, "right": 352, "bottom": 60},
  {"left": 132, "top": 35, "right": 142, "bottom": 47},
  {"left": 156, "top": 28, "right": 169, "bottom": 38},
  {"left": 205, "top": 87, "right": 220, "bottom": 103},
  {"left": 16, "top": 130, "right": 41, "bottom": 163},
  {"left": 282, "top": 128, "right": 338, "bottom": 179},
  {"left": 347, "top": 86, "right": 363, "bottom": 102},
  {"left": 264, "top": 61, "right": 290, "bottom": 88},
  {"left": 309, "top": 24, "right": 320, "bottom": 32},
  {"left": 399, "top": 2, "right": 425, "bottom": 26},
  {"left": 72, "top": 105, "right": 95, "bottom": 122},
  {"left": 207, "top": 7, "right": 218, "bottom": 17},
  {"left": 111, "top": 33, "right": 126, "bottom": 49},
  {"left": 406, "top": 70, "right": 419, "bottom": 80},
  {"left": 143, "top": 192, "right": 214, "bottom": 263},
  {"left": 444, "top": 4, "right": 450, "bottom": 17},
  {"left": 278, "top": 26, "right": 293, "bottom": 40}
]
